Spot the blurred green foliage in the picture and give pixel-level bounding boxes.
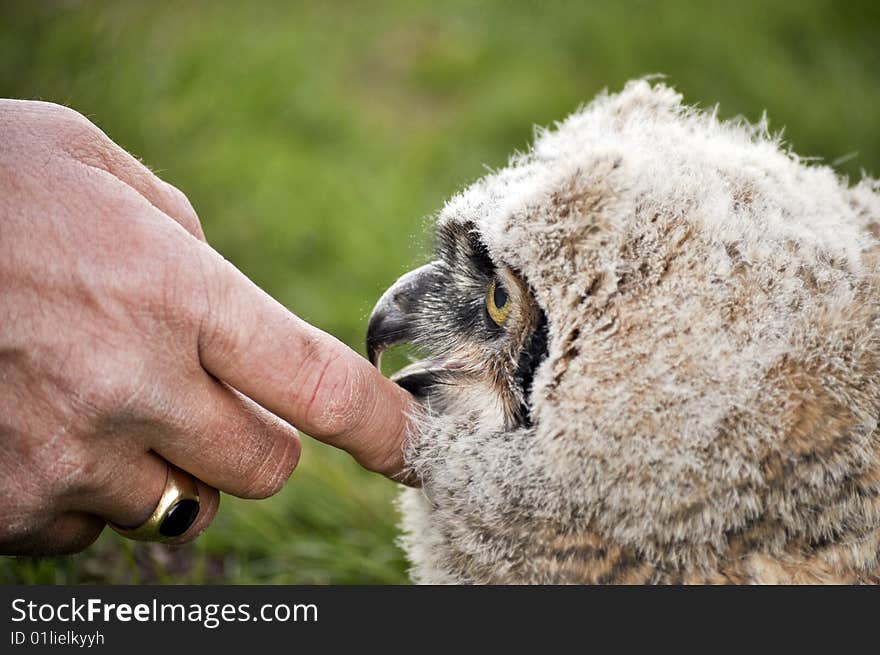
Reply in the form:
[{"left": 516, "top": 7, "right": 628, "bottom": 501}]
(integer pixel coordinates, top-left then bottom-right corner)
[{"left": 1, "top": 0, "right": 877, "bottom": 584}]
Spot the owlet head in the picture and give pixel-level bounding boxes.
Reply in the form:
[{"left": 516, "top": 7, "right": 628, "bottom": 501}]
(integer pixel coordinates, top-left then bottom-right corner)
[{"left": 366, "top": 221, "right": 548, "bottom": 430}]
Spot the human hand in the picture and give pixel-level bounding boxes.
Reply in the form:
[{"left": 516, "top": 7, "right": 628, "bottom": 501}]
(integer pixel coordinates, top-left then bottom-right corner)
[{"left": 0, "top": 100, "right": 415, "bottom": 555}]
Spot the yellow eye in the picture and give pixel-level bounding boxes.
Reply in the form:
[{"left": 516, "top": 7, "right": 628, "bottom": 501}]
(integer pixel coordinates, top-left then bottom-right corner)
[{"left": 486, "top": 279, "right": 512, "bottom": 326}]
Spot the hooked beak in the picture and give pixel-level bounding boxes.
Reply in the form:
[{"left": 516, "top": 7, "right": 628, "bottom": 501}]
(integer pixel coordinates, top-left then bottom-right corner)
[{"left": 367, "top": 262, "right": 446, "bottom": 397}]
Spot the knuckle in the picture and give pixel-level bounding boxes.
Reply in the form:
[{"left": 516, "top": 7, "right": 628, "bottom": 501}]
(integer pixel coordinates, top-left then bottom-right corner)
[
  {"left": 51, "top": 107, "right": 109, "bottom": 160},
  {"left": 165, "top": 184, "right": 201, "bottom": 225},
  {"left": 41, "top": 101, "right": 94, "bottom": 132},
  {"left": 6, "top": 101, "right": 107, "bottom": 171},
  {"left": 239, "top": 432, "right": 300, "bottom": 499},
  {"left": 39, "top": 106, "right": 128, "bottom": 186},
  {"left": 59, "top": 523, "right": 105, "bottom": 554},
  {"left": 242, "top": 471, "right": 284, "bottom": 500}
]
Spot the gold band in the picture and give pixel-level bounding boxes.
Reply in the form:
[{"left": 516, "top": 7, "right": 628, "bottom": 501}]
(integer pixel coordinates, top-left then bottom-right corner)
[{"left": 110, "top": 464, "right": 200, "bottom": 542}]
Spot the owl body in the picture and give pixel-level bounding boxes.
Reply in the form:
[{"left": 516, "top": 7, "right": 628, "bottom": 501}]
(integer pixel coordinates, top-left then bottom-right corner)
[{"left": 372, "top": 81, "right": 880, "bottom": 584}]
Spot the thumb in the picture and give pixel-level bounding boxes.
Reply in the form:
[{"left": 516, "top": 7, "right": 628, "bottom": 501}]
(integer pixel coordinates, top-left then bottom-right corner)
[{"left": 194, "top": 242, "right": 416, "bottom": 479}]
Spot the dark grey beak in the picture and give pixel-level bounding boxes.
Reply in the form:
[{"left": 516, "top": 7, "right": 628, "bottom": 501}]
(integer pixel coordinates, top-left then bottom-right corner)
[
  {"left": 367, "top": 263, "right": 446, "bottom": 396},
  {"left": 366, "top": 263, "right": 439, "bottom": 369}
]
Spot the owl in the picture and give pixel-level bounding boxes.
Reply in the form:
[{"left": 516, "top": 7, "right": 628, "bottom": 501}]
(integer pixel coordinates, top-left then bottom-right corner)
[{"left": 366, "top": 80, "right": 880, "bottom": 584}]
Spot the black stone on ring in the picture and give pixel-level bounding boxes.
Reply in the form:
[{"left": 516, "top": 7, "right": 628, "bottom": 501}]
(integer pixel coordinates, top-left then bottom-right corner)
[{"left": 159, "top": 499, "right": 201, "bottom": 537}]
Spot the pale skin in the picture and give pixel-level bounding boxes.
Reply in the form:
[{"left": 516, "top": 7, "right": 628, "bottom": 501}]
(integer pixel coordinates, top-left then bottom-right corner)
[{"left": 0, "top": 99, "right": 416, "bottom": 555}]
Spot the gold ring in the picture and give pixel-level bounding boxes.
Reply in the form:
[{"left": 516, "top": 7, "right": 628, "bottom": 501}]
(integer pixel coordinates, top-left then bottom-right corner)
[{"left": 110, "top": 464, "right": 200, "bottom": 542}]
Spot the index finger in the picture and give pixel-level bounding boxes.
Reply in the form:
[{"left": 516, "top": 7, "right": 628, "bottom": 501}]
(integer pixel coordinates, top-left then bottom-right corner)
[{"left": 194, "top": 243, "right": 417, "bottom": 479}]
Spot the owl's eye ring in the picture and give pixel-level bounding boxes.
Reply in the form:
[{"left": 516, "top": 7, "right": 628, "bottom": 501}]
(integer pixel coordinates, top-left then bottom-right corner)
[{"left": 486, "top": 279, "right": 512, "bottom": 326}]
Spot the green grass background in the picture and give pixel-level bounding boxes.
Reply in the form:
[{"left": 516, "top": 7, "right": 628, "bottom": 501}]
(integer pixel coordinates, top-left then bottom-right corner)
[{"left": 1, "top": 0, "right": 877, "bottom": 584}]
